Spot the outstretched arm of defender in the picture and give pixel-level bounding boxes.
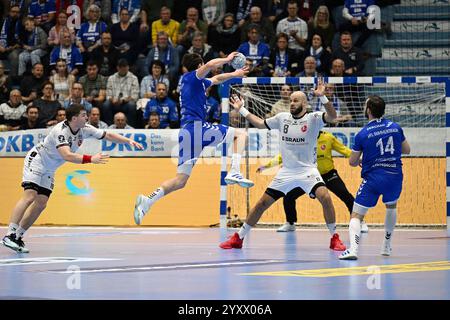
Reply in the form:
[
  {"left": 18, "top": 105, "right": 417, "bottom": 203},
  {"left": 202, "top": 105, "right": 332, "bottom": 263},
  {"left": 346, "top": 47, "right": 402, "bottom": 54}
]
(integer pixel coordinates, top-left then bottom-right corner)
[
  {"left": 57, "top": 146, "right": 109, "bottom": 164},
  {"left": 229, "top": 95, "right": 266, "bottom": 129},
  {"left": 196, "top": 52, "right": 239, "bottom": 79},
  {"left": 313, "top": 78, "right": 337, "bottom": 123}
]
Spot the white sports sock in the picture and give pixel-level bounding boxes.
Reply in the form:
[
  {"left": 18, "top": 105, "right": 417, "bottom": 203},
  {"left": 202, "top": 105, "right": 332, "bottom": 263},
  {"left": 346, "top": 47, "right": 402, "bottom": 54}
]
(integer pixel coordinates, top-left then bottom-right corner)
[
  {"left": 349, "top": 218, "right": 361, "bottom": 254},
  {"left": 326, "top": 223, "right": 336, "bottom": 236},
  {"left": 7, "top": 223, "right": 19, "bottom": 236},
  {"left": 384, "top": 208, "right": 397, "bottom": 242},
  {"left": 147, "top": 187, "right": 165, "bottom": 205},
  {"left": 231, "top": 153, "right": 242, "bottom": 172},
  {"left": 238, "top": 222, "right": 252, "bottom": 239},
  {"left": 16, "top": 226, "right": 27, "bottom": 238}
]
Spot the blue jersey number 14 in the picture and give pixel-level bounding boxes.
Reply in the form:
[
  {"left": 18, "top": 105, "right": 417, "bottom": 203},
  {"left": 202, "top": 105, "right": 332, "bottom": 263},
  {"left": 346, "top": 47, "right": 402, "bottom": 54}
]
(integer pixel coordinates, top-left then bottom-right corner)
[{"left": 376, "top": 136, "right": 395, "bottom": 155}]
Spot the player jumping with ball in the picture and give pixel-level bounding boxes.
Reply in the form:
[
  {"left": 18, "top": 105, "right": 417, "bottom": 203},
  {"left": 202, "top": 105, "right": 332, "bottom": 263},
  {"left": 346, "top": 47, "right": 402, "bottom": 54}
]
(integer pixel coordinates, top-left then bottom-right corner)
[
  {"left": 220, "top": 79, "right": 347, "bottom": 251},
  {"left": 133, "top": 52, "right": 253, "bottom": 224}
]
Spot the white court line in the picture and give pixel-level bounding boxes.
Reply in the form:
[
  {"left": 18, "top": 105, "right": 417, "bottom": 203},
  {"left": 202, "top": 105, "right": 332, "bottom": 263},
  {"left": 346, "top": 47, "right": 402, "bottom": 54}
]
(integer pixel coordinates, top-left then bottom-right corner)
[
  {"left": 51, "top": 260, "right": 287, "bottom": 274},
  {"left": 0, "top": 257, "right": 119, "bottom": 267}
]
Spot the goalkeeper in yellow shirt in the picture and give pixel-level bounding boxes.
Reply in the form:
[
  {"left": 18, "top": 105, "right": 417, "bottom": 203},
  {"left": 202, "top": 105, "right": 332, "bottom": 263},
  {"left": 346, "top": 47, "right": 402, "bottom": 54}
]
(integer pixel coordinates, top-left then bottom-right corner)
[{"left": 257, "top": 130, "right": 368, "bottom": 233}]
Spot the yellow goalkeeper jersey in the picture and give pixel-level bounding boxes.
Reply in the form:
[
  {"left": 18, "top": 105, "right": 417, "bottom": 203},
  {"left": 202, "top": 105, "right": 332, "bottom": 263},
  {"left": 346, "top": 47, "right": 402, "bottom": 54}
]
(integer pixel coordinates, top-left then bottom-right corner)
[{"left": 264, "top": 131, "right": 352, "bottom": 175}]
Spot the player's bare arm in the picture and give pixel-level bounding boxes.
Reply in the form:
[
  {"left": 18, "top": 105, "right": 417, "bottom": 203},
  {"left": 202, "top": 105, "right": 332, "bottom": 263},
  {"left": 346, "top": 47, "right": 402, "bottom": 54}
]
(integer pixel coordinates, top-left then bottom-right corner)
[
  {"left": 57, "top": 145, "right": 109, "bottom": 164},
  {"left": 401, "top": 140, "right": 411, "bottom": 154},
  {"left": 208, "top": 66, "right": 249, "bottom": 85},
  {"left": 229, "top": 95, "right": 266, "bottom": 129},
  {"left": 349, "top": 150, "right": 362, "bottom": 167},
  {"left": 196, "top": 52, "right": 239, "bottom": 79},
  {"left": 314, "top": 78, "right": 337, "bottom": 123},
  {"left": 105, "top": 132, "right": 144, "bottom": 150}
]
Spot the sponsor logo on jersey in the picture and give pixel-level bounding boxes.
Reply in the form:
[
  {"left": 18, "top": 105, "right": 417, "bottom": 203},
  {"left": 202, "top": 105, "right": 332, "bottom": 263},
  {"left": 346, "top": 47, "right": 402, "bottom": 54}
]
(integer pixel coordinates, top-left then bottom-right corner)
[
  {"left": 320, "top": 144, "right": 326, "bottom": 150},
  {"left": 301, "top": 125, "right": 308, "bottom": 132},
  {"left": 282, "top": 136, "right": 305, "bottom": 143}
]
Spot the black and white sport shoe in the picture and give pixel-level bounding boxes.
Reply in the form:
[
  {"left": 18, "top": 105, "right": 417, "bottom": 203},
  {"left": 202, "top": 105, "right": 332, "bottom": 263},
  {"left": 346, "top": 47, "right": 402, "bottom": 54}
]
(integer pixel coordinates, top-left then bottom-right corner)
[
  {"left": 15, "top": 237, "right": 29, "bottom": 253},
  {"left": 2, "top": 234, "right": 21, "bottom": 252}
]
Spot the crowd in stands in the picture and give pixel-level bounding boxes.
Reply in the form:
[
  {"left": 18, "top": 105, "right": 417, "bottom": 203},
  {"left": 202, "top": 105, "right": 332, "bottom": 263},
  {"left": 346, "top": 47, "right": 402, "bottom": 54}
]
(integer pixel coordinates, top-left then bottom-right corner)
[{"left": 0, "top": 0, "right": 396, "bottom": 131}]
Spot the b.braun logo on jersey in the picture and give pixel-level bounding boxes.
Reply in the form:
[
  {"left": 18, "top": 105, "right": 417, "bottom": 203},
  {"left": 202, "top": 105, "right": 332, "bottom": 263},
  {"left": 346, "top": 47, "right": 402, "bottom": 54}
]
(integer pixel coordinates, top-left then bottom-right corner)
[
  {"left": 282, "top": 136, "right": 305, "bottom": 143},
  {"left": 301, "top": 124, "right": 308, "bottom": 132}
]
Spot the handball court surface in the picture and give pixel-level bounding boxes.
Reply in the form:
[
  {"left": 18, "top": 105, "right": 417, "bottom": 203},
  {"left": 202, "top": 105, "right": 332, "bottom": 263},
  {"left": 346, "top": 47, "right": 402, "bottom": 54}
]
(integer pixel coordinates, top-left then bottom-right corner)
[{"left": 0, "top": 226, "right": 449, "bottom": 300}]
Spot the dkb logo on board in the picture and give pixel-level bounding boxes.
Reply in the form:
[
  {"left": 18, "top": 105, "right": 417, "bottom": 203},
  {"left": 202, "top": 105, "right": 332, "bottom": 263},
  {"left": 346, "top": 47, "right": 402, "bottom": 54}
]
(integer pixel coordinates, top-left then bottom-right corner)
[{"left": 65, "top": 170, "right": 93, "bottom": 195}]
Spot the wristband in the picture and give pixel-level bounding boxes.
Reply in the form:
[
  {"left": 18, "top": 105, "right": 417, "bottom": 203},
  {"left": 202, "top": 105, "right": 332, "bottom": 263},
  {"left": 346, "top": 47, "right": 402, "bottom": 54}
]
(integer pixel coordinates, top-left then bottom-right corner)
[
  {"left": 82, "top": 155, "right": 92, "bottom": 164},
  {"left": 319, "top": 95, "right": 329, "bottom": 104},
  {"left": 239, "top": 107, "right": 250, "bottom": 117}
]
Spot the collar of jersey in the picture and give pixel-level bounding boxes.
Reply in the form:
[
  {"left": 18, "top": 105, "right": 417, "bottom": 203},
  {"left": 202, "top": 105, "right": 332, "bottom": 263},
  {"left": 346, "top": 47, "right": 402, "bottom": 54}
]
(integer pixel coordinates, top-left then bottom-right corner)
[{"left": 64, "top": 120, "right": 80, "bottom": 135}]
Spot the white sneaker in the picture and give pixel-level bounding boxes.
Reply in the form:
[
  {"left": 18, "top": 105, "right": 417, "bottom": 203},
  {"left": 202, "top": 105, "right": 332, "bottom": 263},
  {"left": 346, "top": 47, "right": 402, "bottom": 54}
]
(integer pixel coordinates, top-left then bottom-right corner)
[
  {"left": 361, "top": 221, "right": 369, "bottom": 233},
  {"left": 277, "top": 223, "right": 296, "bottom": 232},
  {"left": 380, "top": 241, "right": 392, "bottom": 256},
  {"left": 134, "top": 195, "right": 151, "bottom": 225},
  {"left": 224, "top": 172, "right": 254, "bottom": 188},
  {"left": 339, "top": 249, "right": 358, "bottom": 260}
]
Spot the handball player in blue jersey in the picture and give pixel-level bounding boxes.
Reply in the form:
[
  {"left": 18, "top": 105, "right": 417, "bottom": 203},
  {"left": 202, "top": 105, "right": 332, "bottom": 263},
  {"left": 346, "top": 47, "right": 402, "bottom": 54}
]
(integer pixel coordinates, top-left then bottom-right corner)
[
  {"left": 133, "top": 52, "right": 252, "bottom": 224},
  {"left": 339, "top": 95, "right": 411, "bottom": 260}
]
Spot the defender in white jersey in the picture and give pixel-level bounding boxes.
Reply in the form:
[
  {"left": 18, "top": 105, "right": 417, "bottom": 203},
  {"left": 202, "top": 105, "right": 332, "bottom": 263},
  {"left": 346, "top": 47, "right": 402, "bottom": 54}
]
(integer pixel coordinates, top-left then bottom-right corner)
[
  {"left": 220, "top": 80, "right": 346, "bottom": 251},
  {"left": 1, "top": 104, "right": 143, "bottom": 253}
]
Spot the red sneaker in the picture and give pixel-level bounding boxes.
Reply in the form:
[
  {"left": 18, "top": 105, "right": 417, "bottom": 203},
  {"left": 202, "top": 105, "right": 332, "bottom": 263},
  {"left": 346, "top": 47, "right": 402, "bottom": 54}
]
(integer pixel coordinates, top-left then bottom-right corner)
[
  {"left": 219, "top": 232, "right": 243, "bottom": 249},
  {"left": 330, "top": 233, "right": 346, "bottom": 251}
]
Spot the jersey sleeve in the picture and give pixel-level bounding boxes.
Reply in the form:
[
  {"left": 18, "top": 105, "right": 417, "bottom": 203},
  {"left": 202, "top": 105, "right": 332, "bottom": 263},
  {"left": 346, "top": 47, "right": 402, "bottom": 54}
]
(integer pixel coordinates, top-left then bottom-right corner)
[
  {"left": 203, "top": 78, "right": 213, "bottom": 90},
  {"left": 54, "top": 130, "right": 70, "bottom": 149},
  {"left": 264, "top": 113, "right": 282, "bottom": 130},
  {"left": 399, "top": 125, "right": 406, "bottom": 142},
  {"left": 332, "top": 134, "right": 352, "bottom": 157},
  {"left": 352, "top": 131, "right": 363, "bottom": 152},
  {"left": 311, "top": 111, "right": 326, "bottom": 129},
  {"left": 83, "top": 124, "right": 106, "bottom": 140}
]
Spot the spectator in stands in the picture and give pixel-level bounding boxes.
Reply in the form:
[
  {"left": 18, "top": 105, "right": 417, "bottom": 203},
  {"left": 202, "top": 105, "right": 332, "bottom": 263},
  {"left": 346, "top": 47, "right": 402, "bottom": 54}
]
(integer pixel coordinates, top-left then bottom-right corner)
[
  {"left": 177, "top": 7, "right": 208, "bottom": 53},
  {"left": 268, "top": 32, "right": 300, "bottom": 77},
  {"left": 186, "top": 31, "right": 217, "bottom": 63},
  {"left": 297, "top": 56, "right": 320, "bottom": 77},
  {"left": 266, "top": 84, "right": 292, "bottom": 117},
  {"left": 110, "top": 8, "right": 140, "bottom": 64},
  {"left": 140, "top": 0, "right": 175, "bottom": 30},
  {"left": 145, "top": 31, "right": 180, "bottom": 83},
  {"left": 329, "top": 58, "right": 346, "bottom": 76},
  {"left": 20, "top": 105, "right": 45, "bottom": 130},
  {"left": 151, "top": 6, "right": 180, "bottom": 47},
  {"left": 205, "top": 86, "right": 220, "bottom": 124},
  {"left": 143, "top": 82, "right": 178, "bottom": 129},
  {"left": 276, "top": 1, "right": 308, "bottom": 53},
  {"left": 17, "top": 18, "right": 47, "bottom": 76},
  {"left": 83, "top": 0, "right": 112, "bottom": 24},
  {"left": 307, "top": 5, "right": 335, "bottom": 53},
  {"left": 0, "top": 5, "right": 22, "bottom": 78},
  {"left": 111, "top": 0, "right": 140, "bottom": 25},
  {"left": 49, "top": 30, "right": 84, "bottom": 76},
  {"left": 244, "top": 57, "right": 264, "bottom": 77},
  {"left": 340, "top": 0, "right": 376, "bottom": 48},
  {"left": 0, "top": 61, "right": 11, "bottom": 104},
  {"left": 145, "top": 111, "right": 161, "bottom": 129},
  {"left": 0, "top": 89, "right": 26, "bottom": 131},
  {"left": 20, "top": 63, "right": 46, "bottom": 104},
  {"left": 54, "top": 106, "right": 66, "bottom": 123},
  {"left": 332, "top": 31, "right": 365, "bottom": 75},
  {"left": 88, "top": 106, "right": 108, "bottom": 129},
  {"left": 63, "top": 82, "right": 93, "bottom": 112},
  {"left": 28, "top": 0, "right": 56, "bottom": 34},
  {"left": 235, "top": 0, "right": 254, "bottom": 27},
  {"left": 208, "top": 13, "right": 241, "bottom": 60},
  {"left": 304, "top": 33, "right": 332, "bottom": 75},
  {"left": 238, "top": 24, "right": 270, "bottom": 75},
  {"left": 109, "top": 112, "right": 134, "bottom": 129},
  {"left": 76, "top": 4, "right": 107, "bottom": 58},
  {"left": 202, "top": 0, "right": 226, "bottom": 28},
  {"left": 104, "top": 59, "right": 139, "bottom": 127},
  {"left": 49, "top": 58, "right": 75, "bottom": 105},
  {"left": 33, "top": 81, "right": 61, "bottom": 127},
  {"left": 241, "top": 6, "right": 275, "bottom": 47},
  {"left": 91, "top": 31, "right": 120, "bottom": 77},
  {"left": 78, "top": 61, "right": 107, "bottom": 109},
  {"left": 47, "top": 12, "right": 76, "bottom": 48},
  {"left": 140, "top": 60, "right": 170, "bottom": 99}
]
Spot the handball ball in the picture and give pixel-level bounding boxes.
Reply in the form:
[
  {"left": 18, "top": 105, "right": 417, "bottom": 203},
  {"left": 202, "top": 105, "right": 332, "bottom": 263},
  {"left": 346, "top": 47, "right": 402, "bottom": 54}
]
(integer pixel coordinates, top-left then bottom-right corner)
[{"left": 231, "top": 53, "right": 246, "bottom": 69}]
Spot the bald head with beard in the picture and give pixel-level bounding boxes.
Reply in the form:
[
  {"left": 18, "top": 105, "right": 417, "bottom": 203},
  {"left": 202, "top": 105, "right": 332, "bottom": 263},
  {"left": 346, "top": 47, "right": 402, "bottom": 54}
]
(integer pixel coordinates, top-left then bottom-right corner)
[{"left": 289, "top": 91, "right": 308, "bottom": 116}]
